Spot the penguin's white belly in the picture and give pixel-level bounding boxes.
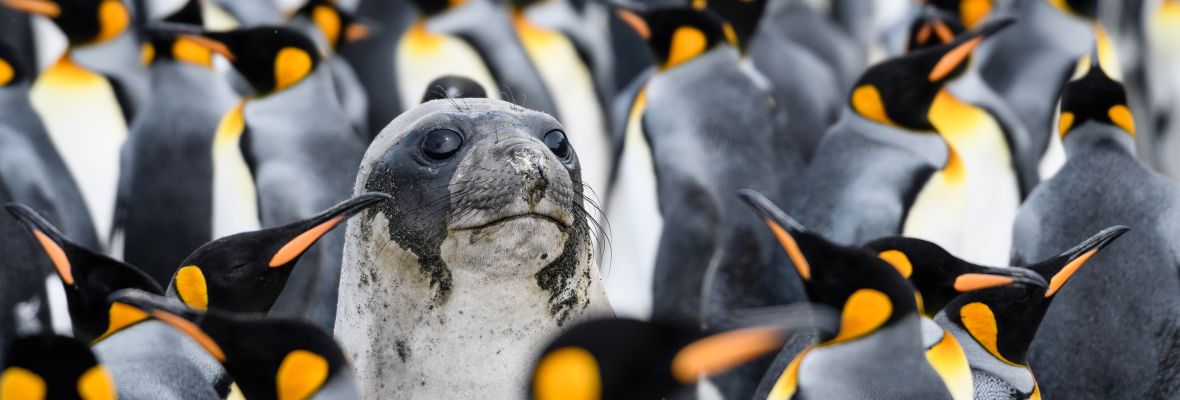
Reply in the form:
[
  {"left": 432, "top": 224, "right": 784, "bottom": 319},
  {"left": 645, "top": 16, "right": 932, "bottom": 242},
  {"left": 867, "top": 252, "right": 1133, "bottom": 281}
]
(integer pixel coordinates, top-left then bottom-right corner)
[
  {"left": 604, "top": 98, "right": 661, "bottom": 319},
  {"left": 908, "top": 92, "right": 1018, "bottom": 265},
  {"left": 210, "top": 102, "right": 260, "bottom": 239},
  {"left": 1148, "top": 4, "right": 1180, "bottom": 179},
  {"left": 517, "top": 23, "right": 610, "bottom": 203},
  {"left": 395, "top": 29, "right": 499, "bottom": 109},
  {"left": 30, "top": 60, "right": 127, "bottom": 248}
]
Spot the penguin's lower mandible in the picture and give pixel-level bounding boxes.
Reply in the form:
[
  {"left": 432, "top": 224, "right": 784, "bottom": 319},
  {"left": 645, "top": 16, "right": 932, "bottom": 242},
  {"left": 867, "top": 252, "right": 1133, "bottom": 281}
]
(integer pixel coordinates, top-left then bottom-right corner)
[{"left": 334, "top": 96, "right": 612, "bottom": 399}]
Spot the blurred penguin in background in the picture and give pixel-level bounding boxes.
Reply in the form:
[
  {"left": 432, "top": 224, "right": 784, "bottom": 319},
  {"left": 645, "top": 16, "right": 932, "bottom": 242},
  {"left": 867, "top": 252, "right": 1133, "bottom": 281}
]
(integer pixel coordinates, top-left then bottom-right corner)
[
  {"left": 339, "top": 0, "right": 414, "bottom": 140},
  {"left": 116, "top": 1, "right": 238, "bottom": 284},
  {"left": 0, "top": 39, "right": 98, "bottom": 250},
  {"left": 2, "top": 0, "right": 148, "bottom": 250},
  {"left": 289, "top": 0, "right": 374, "bottom": 139},
  {"left": 1, "top": 299, "right": 118, "bottom": 400},
  {"left": 0, "top": 192, "right": 53, "bottom": 367},
  {"left": 1012, "top": 48, "right": 1180, "bottom": 398},
  {"left": 761, "top": 0, "right": 864, "bottom": 92},
  {"left": 1142, "top": 0, "right": 1180, "bottom": 178},
  {"left": 175, "top": 26, "right": 367, "bottom": 330},
  {"left": 977, "top": 0, "right": 1121, "bottom": 179}
]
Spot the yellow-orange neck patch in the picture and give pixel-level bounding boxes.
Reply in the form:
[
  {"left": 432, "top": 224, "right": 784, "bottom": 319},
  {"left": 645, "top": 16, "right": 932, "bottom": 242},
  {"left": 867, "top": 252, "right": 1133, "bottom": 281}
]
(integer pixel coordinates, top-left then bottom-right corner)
[
  {"left": 925, "top": 331, "right": 974, "bottom": 400},
  {"left": 77, "top": 366, "right": 115, "bottom": 400},
  {"left": 767, "top": 346, "right": 813, "bottom": 400}
]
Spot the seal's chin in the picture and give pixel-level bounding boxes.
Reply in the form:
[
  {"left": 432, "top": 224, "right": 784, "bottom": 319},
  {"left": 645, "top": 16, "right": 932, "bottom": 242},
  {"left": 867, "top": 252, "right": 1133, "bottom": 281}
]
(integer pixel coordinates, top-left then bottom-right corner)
[{"left": 450, "top": 212, "right": 571, "bottom": 232}]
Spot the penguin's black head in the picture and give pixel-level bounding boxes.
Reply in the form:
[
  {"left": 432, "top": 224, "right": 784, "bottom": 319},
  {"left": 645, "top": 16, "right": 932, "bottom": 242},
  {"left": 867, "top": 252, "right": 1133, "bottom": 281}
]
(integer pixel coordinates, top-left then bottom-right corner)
[
  {"left": 1047, "top": 0, "right": 1099, "bottom": 19},
  {"left": 5, "top": 203, "right": 163, "bottom": 343},
  {"left": 701, "top": 0, "right": 766, "bottom": 54},
  {"left": 0, "top": 0, "right": 130, "bottom": 46},
  {"left": 407, "top": 0, "right": 465, "bottom": 17},
  {"left": 420, "top": 75, "right": 489, "bottom": 103},
  {"left": 292, "top": 0, "right": 372, "bottom": 52},
  {"left": 1057, "top": 50, "right": 1135, "bottom": 139},
  {"left": 864, "top": 236, "right": 1047, "bottom": 317},
  {"left": 617, "top": 7, "right": 735, "bottom": 70},
  {"left": 740, "top": 190, "right": 916, "bottom": 344},
  {"left": 113, "top": 290, "right": 350, "bottom": 400},
  {"left": 169, "top": 193, "right": 390, "bottom": 314},
  {"left": 924, "top": 0, "right": 993, "bottom": 29},
  {"left": 160, "top": 0, "right": 200, "bottom": 25},
  {"left": 0, "top": 40, "right": 28, "bottom": 87},
  {"left": 528, "top": 314, "right": 831, "bottom": 400},
  {"left": 177, "top": 26, "right": 322, "bottom": 96},
  {"left": 906, "top": 7, "right": 965, "bottom": 52},
  {"left": 1, "top": 333, "right": 115, "bottom": 400},
  {"left": 851, "top": 17, "right": 1012, "bottom": 131},
  {"left": 945, "top": 226, "right": 1125, "bottom": 366}
]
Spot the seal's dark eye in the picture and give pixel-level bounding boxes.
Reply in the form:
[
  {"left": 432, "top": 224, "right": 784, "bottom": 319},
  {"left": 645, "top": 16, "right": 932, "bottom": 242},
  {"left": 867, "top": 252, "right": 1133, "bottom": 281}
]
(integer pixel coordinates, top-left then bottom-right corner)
[
  {"left": 544, "top": 130, "right": 570, "bottom": 160},
  {"left": 422, "top": 129, "right": 462, "bottom": 160}
]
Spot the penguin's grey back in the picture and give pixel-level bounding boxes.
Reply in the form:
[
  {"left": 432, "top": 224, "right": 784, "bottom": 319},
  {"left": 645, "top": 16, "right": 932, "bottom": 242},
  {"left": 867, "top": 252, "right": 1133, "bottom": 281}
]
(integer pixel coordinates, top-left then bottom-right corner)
[
  {"left": 1013, "top": 122, "right": 1180, "bottom": 398},
  {"left": 122, "top": 61, "right": 237, "bottom": 284},
  {"left": 749, "top": 29, "right": 841, "bottom": 161}
]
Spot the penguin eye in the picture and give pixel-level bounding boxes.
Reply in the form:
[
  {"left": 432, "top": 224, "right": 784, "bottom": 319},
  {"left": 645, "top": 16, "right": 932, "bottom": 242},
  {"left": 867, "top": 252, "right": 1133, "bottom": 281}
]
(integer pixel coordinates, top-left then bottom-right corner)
[
  {"left": 543, "top": 130, "right": 570, "bottom": 160},
  {"left": 422, "top": 129, "right": 463, "bottom": 160}
]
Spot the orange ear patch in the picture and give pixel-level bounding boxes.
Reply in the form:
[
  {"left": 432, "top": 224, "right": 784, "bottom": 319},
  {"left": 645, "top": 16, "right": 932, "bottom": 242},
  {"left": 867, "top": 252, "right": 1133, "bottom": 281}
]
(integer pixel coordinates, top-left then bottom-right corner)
[
  {"left": 851, "top": 85, "right": 895, "bottom": 126},
  {"left": 532, "top": 347, "right": 600, "bottom": 400},
  {"left": 878, "top": 250, "right": 913, "bottom": 279},
  {"left": 269, "top": 216, "right": 345, "bottom": 267}
]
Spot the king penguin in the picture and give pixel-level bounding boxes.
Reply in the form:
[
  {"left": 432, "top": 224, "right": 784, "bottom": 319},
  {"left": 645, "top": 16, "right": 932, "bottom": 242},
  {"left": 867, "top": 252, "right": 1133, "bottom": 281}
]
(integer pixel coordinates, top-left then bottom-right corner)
[
  {"left": 937, "top": 226, "right": 1127, "bottom": 400},
  {"left": 176, "top": 26, "right": 369, "bottom": 329},
  {"left": 1143, "top": 0, "right": 1180, "bottom": 178},
  {"left": 115, "top": 2, "right": 238, "bottom": 284},
  {"left": 977, "top": 0, "right": 1122, "bottom": 178},
  {"left": 288, "top": 0, "right": 373, "bottom": 139},
  {"left": 165, "top": 193, "right": 388, "bottom": 317},
  {"left": 0, "top": 187, "right": 55, "bottom": 367},
  {"left": 704, "top": 0, "right": 843, "bottom": 161},
  {"left": 895, "top": 13, "right": 1022, "bottom": 265},
  {"left": 114, "top": 289, "right": 362, "bottom": 400},
  {"left": 1, "top": 0, "right": 146, "bottom": 248},
  {"left": 528, "top": 310, "right": 838, "bottom": 400},
  {"left": 1012, "top": 49, "right": 1180, "bottom": 398},
  {"left": 6, "top": 203, "right": 163, "bottom": 343},
  {"left": 1, "top": 301, "right": 116, "bottom": 400},
  {"left": 785, "top": 19, "right": 1012, "bottom": 247},
  {"left": 740, "top": 191, "right": 958, "bottom": 400},
  {"left": 511, "top": 0, "right": 612, "bottom": 204},
  {"left": 0, "top": 38, "right": 98, "bottom": 250}
]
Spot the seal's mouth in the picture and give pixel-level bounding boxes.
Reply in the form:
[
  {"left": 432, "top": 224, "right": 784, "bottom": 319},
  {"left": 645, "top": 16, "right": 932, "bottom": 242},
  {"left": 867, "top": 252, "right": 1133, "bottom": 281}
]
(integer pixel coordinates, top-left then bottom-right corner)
[{"left": 451, "top": 212, "right": 570, "bottom": 231}]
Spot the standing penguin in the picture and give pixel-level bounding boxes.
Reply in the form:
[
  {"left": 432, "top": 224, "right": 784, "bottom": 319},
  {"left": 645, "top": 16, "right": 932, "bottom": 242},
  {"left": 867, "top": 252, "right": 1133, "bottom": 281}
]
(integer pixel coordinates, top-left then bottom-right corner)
[
  {"left": 978, "top": 0, "right": 1119, "bottom": 178},
  {"left": 398, "top": 0, "right": 560, "bottom": 118},
  {"left": 6, "top": 203, "right": 163, "bottom": 343},
  {"left": 165, "top": 193, "right": 389, "bottom": 316},
  {"left": 742, "top": 193, "right": 959, "bottom": 400},
  {"left": 936, "top": 226, "right": 1127, "bottom": 399},
  {"left": 605, "top": 9, "right": 805, "bottom": 343},
  {"left": 178, "top": 26, "right": 368, "bottom": 329},
  {"left": 116, "top": 12, "right": 238, "bottom": 284},
  {"left": 289, "top": 0, "right": 373, "bottom": 138},
  {"left": 0, "top": 0, "right": 145, "bottom": 248},
  {"left": 528, "top": 311, "right": 839, "bottom": 400},
  {"left": 786, "top": 19, "right": 1011, "bottom": 247},
  {"left": 1143, "top": 0, "right": 1180, "bottom": 178},
  {"left": 1, "top": 302, "right": 116, "bottom": 400},
  {"left": 906, "top": 7, "right": 1039, "bottom": 198},
  {"left": 511, "top": 0, "right": 612, "bottom": 202},
  {"left": 705, "top": 0, "right": 843, "bottom": 161},
  {"left": 894, "top": 16, "right": 1022, "bottom": 265},
  {"left": 0, "top": 187, "right": 54, "bottom": 367},
  {"left": 114, "top": 290, "right": 362, "bottom": 400},
  {"left": 1012, "top": 51, "right": 1180, "bottom": 398},
  {"left": 0, "top": 39, "right": 97, "bottom": 250}
]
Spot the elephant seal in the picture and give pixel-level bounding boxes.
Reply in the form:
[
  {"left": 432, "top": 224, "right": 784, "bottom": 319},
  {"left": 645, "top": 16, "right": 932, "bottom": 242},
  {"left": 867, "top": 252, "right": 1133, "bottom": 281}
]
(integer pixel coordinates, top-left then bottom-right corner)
[{"left": 334, "top": 97, "right": 611, "bottom": 398}]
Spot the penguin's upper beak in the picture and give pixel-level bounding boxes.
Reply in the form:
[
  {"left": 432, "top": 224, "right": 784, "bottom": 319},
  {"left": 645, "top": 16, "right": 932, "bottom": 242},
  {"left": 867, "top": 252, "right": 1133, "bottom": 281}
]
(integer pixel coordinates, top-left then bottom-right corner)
[
  {"left": 737, "top": 189, "right": 813, "bottom": 282},
  {"left": 927, "top": 17, "right": 1015, "bottom": 82},
  {"left": 1, "top": 0, "right": 60, "bottom": 17},
  {"left": 1032, "top": 225, "right": 1129, "bottom": 298},
  {"left": 5, "top": 203, "right": 75, "bottom": 286},
  {"left": 953, "top": 266, "right": 1047, "bottom": 292},
  {"left": 112, "top": 289, "right": 227, "bottom": 362},
  {"left": 267, "top": 192, "right": 392, "bottom": 268}
]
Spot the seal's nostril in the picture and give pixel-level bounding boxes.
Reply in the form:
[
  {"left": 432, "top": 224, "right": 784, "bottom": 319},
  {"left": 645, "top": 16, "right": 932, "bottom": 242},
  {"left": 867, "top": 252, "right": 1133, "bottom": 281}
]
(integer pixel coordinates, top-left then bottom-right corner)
[{"left": 509, "top": 148, "right": 550, "bottom": 207}]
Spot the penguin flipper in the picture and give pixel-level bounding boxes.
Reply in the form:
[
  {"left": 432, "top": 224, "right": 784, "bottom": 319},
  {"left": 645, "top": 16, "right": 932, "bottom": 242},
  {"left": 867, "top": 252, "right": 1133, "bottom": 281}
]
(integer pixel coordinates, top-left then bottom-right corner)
[{"left": 650, "top": 175, "right": 721, "bottom": 322}]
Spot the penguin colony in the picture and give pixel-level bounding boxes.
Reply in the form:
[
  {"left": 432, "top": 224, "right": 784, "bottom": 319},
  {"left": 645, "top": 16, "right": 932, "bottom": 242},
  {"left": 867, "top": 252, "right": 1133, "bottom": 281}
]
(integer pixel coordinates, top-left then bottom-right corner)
[{"left": 0, "top": 0, "right": 1178, "bottom": 399}]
